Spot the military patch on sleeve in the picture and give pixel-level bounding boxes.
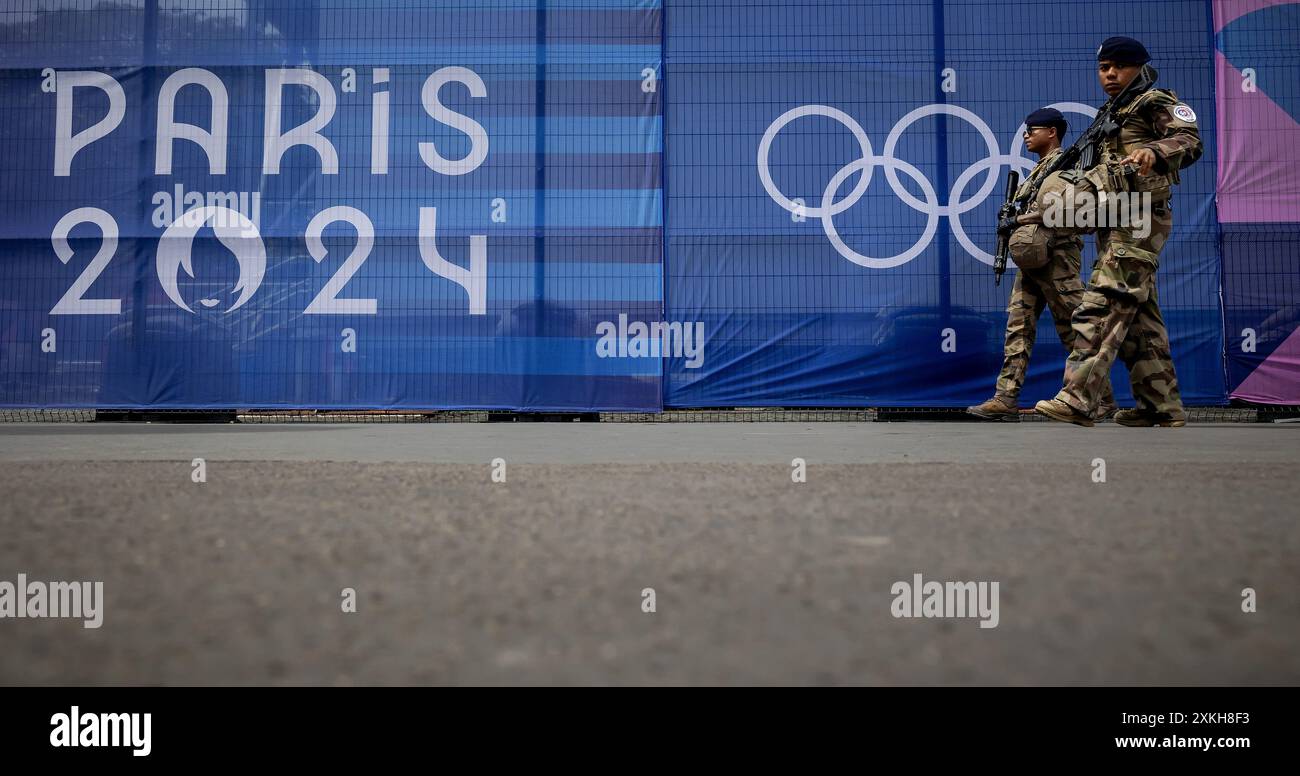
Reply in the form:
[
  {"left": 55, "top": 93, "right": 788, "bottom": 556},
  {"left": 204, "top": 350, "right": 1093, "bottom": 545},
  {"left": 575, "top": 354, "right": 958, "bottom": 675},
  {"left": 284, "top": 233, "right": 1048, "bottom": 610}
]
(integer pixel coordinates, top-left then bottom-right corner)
[{"left": 1171, "top": 103, "right": 1196, "bottom": 123}]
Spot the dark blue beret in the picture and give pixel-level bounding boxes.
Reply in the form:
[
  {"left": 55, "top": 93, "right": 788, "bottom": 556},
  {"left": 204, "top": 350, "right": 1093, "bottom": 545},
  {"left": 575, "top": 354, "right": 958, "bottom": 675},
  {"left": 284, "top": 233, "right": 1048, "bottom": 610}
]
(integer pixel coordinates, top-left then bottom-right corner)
[
  {"left": 1025, "top": 107, "right": 1067, "bottom": 131},
  {"left": 1097, "top": 36, "right": 1151, "bottom": 65}
]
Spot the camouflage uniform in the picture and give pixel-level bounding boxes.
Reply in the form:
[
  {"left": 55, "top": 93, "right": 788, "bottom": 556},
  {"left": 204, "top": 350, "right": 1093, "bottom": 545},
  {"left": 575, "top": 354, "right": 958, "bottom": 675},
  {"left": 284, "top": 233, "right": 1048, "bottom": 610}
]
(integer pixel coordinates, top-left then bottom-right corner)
[
  {"left": 1053, "top": 88, "right": 1202, "bottom": 416},
  {"left": 993, "top": 149, "right": 1115, "bottom": 407}
]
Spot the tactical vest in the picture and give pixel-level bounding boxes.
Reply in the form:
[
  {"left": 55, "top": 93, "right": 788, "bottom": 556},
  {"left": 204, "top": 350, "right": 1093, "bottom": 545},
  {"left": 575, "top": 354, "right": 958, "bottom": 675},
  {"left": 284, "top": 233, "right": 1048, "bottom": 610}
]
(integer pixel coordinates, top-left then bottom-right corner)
[
  {"left": 1104, "top": 87, "right": 1183, "bottom": 202},
  {"left": 1009, "top": 168, "right": 1084, "bottom": 270},
  {"left": 1014, "top": 151, "right": 1057, "bottom": 203}
]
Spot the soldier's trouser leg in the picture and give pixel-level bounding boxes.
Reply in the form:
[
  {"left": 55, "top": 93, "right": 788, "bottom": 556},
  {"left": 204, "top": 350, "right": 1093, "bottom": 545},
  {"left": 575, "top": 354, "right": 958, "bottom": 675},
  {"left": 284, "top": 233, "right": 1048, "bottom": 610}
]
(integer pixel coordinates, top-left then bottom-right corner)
[
  {"left": 994, "top": 271, "right": 1048, "bottom": 401},
  {"left": 1056, "top": 208, "right": 1177, "bottom": 414},
  {"left": 1119, "top": 285, "right": 1184, "bottom": 413},
  {"left": 1037, "top": 254, "right": 1117, "bottom": 409}
]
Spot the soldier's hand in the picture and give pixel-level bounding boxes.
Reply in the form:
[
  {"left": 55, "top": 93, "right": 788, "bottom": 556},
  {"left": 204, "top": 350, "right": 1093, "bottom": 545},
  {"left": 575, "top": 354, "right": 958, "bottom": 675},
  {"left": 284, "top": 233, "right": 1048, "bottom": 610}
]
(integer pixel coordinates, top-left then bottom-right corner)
[
  {"left": 997, "top": 215, "right": 1019, "bottom": 236},
  {"left": 1121, "top": 147, "right": 1157, "bottom": 175}
]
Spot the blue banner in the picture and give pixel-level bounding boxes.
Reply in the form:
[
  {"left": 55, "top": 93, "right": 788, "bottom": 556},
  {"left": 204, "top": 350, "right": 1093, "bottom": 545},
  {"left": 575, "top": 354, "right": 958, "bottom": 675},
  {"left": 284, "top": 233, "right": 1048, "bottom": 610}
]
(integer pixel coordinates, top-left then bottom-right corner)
[
  {"left": 0, "top": 0, "right": 665, "bottom": 410},
  {"left": 0, "top": 1, "right": 1270, "bottom": 410},
  {"left": 664, "top": 0, "right": 1226, "bottom": 407}
]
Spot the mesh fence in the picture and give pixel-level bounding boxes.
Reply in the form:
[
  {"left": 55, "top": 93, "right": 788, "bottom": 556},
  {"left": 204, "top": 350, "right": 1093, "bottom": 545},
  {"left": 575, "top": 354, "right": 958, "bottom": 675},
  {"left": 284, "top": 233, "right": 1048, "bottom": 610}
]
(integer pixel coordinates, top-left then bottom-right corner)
[
  {"left": 3, "top": 406, "right": 1289, "bottom": 423},
  {"left": 663, "top": 0, "right": 1229, "bottom": 409},
  {"left": 1, "top": 2, "right": 1296, "bottom": 412}
]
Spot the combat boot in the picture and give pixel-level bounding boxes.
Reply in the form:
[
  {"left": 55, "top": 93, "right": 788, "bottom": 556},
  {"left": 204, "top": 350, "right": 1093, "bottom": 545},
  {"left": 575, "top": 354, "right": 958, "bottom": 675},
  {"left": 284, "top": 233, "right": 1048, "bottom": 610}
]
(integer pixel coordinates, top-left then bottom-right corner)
[
  {"left": 966, "top": 396, "right": 1020, "bottom": 421},
  {"left": 1034, "top": 399, "right": 1095, "bottom": 427},
  {"left": 1114, "top": 408, "right": 1187, "bottom": 427}
]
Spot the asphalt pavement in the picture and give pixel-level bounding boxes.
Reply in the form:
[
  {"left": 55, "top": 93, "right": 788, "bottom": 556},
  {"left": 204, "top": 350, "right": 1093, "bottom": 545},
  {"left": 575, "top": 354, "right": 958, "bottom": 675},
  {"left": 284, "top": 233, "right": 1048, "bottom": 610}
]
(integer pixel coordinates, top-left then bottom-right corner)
[{"left": 1, "top": 421, "right": 1296, "bottom": 685}]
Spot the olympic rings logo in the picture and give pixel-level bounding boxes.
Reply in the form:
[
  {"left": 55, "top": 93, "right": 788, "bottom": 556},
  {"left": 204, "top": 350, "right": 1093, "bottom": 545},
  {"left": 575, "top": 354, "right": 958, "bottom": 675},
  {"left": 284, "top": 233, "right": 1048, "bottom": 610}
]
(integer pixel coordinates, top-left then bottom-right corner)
[{"left": 757, "top": 103, "right": 1097, "bottom": 268}]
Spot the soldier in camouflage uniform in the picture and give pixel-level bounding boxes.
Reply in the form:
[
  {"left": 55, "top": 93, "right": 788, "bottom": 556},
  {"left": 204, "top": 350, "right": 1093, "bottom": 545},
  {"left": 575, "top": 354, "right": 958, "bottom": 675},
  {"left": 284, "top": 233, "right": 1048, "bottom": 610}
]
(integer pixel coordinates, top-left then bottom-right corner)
[
  {"left": 968, "top": 108, "right": 1116, "bottom": 421},
  {"left": 1036, "top": 37, "right": 1202, "bottom": 428}
]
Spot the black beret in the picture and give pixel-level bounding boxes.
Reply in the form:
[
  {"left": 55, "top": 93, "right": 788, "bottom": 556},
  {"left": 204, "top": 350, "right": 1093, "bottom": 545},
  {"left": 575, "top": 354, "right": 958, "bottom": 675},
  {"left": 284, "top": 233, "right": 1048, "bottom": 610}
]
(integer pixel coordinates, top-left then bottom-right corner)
[
  {"left": 1025, "top": 107, "right": 1067, "bottom": 131},
  {"left": 1097, "top": 36, "right": 1151, "bottom": 65}
]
